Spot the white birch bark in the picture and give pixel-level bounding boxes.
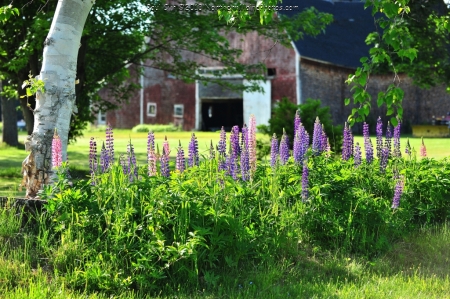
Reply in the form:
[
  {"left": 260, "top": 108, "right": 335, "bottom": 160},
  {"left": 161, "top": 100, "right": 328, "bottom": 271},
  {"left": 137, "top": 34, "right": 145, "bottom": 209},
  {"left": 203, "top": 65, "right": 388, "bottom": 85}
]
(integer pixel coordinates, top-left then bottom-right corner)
[{"left": 22, "top": 0, "right": 93, "bottom": 198}]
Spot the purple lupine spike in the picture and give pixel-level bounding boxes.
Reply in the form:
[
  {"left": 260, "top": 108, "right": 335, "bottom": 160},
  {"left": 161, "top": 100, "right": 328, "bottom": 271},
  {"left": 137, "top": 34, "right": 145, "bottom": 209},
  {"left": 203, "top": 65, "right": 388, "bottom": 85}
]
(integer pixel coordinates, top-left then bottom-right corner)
[
  {"left": 247, "top": 115, "right": 257, "bottom": 175},
  {"left": 342, "top": 123, "right": 352, "bottom": 161},
  {"left": 321, "top": 124, "right": 328, "bottom": 152},
  {"left": 393, "top": 121, "right": 401, "bottom": 158},
  {"left": 241, "top": 124, "right": 248, "bottom": 151},
  {"left": 147, "top": 131, "right": 157, "bottom": 176},
  {"left": 405, "top": 138, "right": 411, "bottom": 157},
  {"left": 100, "top": 142, "right": 109, "bottom": 173},
  {"left": 241, "top": 145, "right": 250, "bottom": 181},
  {"left": 376, "top": 117, "right": 383, "bottom": 159},
  {"left": 218, "top": 126, "right": 227, "bottom": 171},
  {"left": 392, "top": 176, "right": 404, "bottom": 209},
  {"left": 160, "top": 147, "right": 170, "bottom": 177},
  {"left": 293, "top": 130, "right": 301, "bottom": 164},
  {"left": 379, "top": 147, "right": 389, "bottom": 173},
  {"left": 294, "top": 110, "right": 301, "bottom": 134},
  {"left": 312, "top": 117, "right": 322, "bottom": 156},
  {"left": 279, "top": 129, "right": 290, "bottom": 165},
  {"left": 176, "top": 140, "right": 185, "bottom": 173},
  {"left": 106, "top": 123, "right": 114, "bottom": 166},
  {"left": 230, "top": 125, "right": 241, "bottom": 158},
  {"left": 119, "top": 154, "right": 128, "bottom": 176},
  {"left": 354, "top": 142, "right": 362, "bottom": 168},
  {"left": 188, "top": 133, "right": 199, "bottom": 167},
  {"left": 385, "top": 121, "right": 392, "bottom": 157},
  {"left": 363, "top": 122, "right": 374, "bottom": 164},
  {"left": 147, "top": 131, "right": 155, "bottom": 153},
  {"left": 301, "top": 160, "right": 309, "bottom": 202},
  {"left": 227, "top": 146, "right": 237, "bottom": 180},
  {"left": 270, "top": 133, "right": 279, "bottom": 168}
]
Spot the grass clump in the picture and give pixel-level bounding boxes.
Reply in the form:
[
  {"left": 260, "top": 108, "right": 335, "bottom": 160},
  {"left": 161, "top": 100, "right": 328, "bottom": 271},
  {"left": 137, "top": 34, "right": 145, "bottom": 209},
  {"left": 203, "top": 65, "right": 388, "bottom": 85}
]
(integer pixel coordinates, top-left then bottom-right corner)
[{"left": 131, "top": 123, "right": 181, "bottom": 133}]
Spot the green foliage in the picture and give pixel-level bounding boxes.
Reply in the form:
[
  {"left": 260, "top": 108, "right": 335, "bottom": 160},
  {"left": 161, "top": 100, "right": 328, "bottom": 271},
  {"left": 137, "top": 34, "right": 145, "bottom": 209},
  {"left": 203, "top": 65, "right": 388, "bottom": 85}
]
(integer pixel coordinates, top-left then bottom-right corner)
[
  {"left": 259, "top": 98, "right": 343, "bottom": 152},
  {"left": 131, "top": 123, "right": 181, "bottom": 133}
]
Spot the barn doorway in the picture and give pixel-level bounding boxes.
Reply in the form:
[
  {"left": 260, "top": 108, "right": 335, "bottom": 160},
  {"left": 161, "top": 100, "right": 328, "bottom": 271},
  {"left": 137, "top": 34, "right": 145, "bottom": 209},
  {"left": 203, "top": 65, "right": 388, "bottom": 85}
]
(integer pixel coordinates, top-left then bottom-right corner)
[{"left": 201, "top": 99, "right": 243, "bottom": 132}]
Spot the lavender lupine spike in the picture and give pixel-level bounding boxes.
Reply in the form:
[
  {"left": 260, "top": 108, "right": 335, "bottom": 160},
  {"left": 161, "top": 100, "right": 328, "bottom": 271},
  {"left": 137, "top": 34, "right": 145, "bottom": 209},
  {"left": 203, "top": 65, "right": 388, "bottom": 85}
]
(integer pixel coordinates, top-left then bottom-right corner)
[
  {"left": 321, "top": 124, "right": 328, "bottom": 152},
  {"left": 160, "top": 148, "right": 170, "bottom": 177},
  {"left": 163, "top": 135, "right": 170, "bottom": 156},
  {"left": 380, "top": 147, "right": 389, "bottom": 173},
  {"left": 230, "top": 125, "right": 241, "bottom": 158},
  {"left": 100, "top": 142, "right": 109, "bottom": 173},
  {"left": 270, "top": 133, "right": 279, "bottom": 168},
  {"left": 241, "top": 124, "right": 248, "bottom": 150},
  {"left": 106, "top": 123, "right": 114, "bottom": 166},
  {"left": 376, "top": 116, "right": 383, "bottom": 159},
  {"left": 147, "top": 131, "right": 157, "bottom": 176},
  {"left": 354, "top": 142, "right": 362, "bottom": 168},
  {"left": 279, "top": 129, "right": 290, "bottom": 165},
  {"left": 312, "top": 117, "right": 322, "bottom": 156},
  {"left": 247, "top": 116, "right": 258, "bottom": 176},
  {"left": 294, "top": 110, "right": 301, "bottom": 134},
  {"left": 227, "top": 146, "right": 237, "bottom": 180},
  {"left": 188, "top": 133, "right": 199, "bottom": 167},
  {"left": 119, "top": 154, "right": 128, "bottom": 176},
  {"left": 363, "top": 123, "right": 374, "bottom": 164},
  {"left": 52, "top": 129, "right": 63, "bottom": 168},
  {"left": 176, "top": 140, "right": 185, "bottom": 173},
  {"left": 393, "top": 120, "right": 401, "bottom": 158},
  {"left": 385, "top": 121, "right": 393, "bottom": 157},
  {"left": 342, "top": 122, "right": 352, "bottom": 161},
  {"left": 218, "top": 126, "right": 227, "bottom": 171},
  {"left": 420, "top": 137, "right": 427, "bottom": 157},
  {"left": 392, "top": 176, "right": 404, "bottom": 209},
  {"left": 293, "top": 130, "right": 301, "bottom": 164},
  {"left": 241, "top": 144, "right": 250, "bottom": 181},
  {"left": 301, "top": 161, "right": 309, "bottom": 201}
]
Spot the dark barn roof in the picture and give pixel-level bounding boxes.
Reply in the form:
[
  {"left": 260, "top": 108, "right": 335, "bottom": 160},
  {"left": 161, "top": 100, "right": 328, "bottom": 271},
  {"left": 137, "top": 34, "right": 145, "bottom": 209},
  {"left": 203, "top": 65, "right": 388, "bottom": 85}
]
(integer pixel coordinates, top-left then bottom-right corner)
[{"left": 280, "top": 0, "right": 378, "bottom": 69}]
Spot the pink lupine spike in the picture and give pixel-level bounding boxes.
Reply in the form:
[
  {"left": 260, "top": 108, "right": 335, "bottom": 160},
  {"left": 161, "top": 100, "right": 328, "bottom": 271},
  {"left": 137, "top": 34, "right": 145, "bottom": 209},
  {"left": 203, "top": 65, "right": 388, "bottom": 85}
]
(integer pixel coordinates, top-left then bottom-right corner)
[{"left": 52, "top": 129, "right": 63, "bottom": 168}]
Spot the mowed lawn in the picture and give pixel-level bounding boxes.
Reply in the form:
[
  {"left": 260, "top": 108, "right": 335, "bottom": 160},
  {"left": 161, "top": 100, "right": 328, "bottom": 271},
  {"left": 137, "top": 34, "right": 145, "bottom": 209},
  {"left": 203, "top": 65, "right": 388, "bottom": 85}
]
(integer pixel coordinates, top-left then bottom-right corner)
[{"left": 1, "top": 129, "right": 449, "bottom": 197}]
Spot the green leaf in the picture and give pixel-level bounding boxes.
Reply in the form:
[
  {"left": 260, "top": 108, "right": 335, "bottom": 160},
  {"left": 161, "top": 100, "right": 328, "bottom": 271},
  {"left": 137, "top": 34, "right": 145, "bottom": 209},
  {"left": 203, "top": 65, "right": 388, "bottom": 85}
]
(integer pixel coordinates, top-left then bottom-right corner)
[
  {"left": 390, "top": 117, "right": 398, "bottom": 127},
  {"left": 344, "top": 98, "right": 350, "bottom": 105}
]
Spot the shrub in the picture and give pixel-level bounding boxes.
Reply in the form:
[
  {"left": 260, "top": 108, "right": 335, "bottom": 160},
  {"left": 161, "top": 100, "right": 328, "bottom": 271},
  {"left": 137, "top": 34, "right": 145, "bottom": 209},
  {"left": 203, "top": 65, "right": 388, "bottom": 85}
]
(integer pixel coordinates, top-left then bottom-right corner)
[{"left": 259, "top": 98, "right": 343, "bottom": 152}]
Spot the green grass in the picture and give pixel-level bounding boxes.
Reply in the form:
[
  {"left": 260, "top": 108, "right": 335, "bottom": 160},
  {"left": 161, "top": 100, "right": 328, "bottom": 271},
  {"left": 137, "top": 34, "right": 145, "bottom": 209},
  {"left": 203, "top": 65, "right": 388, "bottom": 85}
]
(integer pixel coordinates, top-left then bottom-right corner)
[{"left": 0, "top": 202, "right": 448, "bottom": 298}]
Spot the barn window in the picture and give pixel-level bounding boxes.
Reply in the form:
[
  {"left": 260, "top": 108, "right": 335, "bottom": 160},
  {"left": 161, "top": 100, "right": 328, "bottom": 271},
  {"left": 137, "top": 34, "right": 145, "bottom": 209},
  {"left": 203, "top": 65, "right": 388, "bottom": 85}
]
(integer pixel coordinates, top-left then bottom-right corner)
[
  {"left": 147, "top": 103, "right": 157, "bottom": 117},
  {"left": 174, "top": 104, "right": 184, "bottom": 118}
]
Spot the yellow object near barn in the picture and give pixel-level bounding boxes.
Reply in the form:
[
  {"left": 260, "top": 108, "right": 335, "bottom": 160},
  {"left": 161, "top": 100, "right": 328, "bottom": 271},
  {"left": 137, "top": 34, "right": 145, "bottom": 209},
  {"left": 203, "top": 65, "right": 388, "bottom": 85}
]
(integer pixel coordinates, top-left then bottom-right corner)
[{"left": 412, "top": 125, "right": 450, "bottom": 137}]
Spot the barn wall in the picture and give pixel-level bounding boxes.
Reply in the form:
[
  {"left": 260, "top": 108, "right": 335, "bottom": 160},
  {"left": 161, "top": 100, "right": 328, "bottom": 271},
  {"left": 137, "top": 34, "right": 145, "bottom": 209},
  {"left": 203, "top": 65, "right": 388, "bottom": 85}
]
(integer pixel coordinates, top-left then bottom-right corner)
[{"left": 300, "top": 58, "right": 450, "bottom": 133}]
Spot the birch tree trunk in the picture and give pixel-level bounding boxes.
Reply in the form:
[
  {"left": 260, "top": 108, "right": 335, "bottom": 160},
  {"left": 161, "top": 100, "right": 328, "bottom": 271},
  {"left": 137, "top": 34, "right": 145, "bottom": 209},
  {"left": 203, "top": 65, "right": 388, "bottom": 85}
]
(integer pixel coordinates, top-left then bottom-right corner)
[{"left": 22, "top": 0, "right": 93, "bottom": 198}]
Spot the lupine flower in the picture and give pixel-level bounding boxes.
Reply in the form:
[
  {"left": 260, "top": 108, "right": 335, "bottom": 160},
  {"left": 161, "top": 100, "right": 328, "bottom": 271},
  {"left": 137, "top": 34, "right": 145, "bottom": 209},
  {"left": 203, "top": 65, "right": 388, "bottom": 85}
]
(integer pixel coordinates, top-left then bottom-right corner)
[
  {"left": 160, "top": 148, "right": 170, "bottom": 177},
  {"left": 363, "top": 122, "right": 374, "bottom": 164},
  {"left": 89, "top": 137, "right": 97, "bottom": 184},
  {"left": 100, "top": 142, "right": 109, "bottom": 173},
  {"left": 293, "top": 130, "right": 301, "bottom": 164},
  {"left": 312, "top": 117, "right": 322, "bottom": 156},
  {"left": 342, "top": 122, "right": 352, "bottom": 161},
  {"left": 270, "top": 133, "right": 279, "bottom": 168},
  {"left": 188, "top": 133, "right": 199, "bottom": 167},
  {"left": 393, "top": 121, "right": 401, "bottom": 158},
  {"left": 52, "top": 129, "right": 63, "bottom": 168},
  {"left": 301, "top": 161, "right": 309, "bottom": 201},
  {"left": 325, "top": 138, "right": 331, "bottom": 158},
  {"left": 241, "top": 124, "right": 248, "bottom": 151},
  {"left": 209, "top": 140, "right": 215, "bottom": 160},
  {"left": 230, "top": 125, "right": 241, "bottom": 158},
  {"left": 294, "top": 110, "right": 301, "bottom": 134},
  {"left": 241, "top": 144, "right": 250, "bottom": 181},
  {"left": 127, "top": 142, "right": 138, "bottom": 180},
  {"left": 227, "top": 146, "right": 237, "bottom": 180},
  {"left": 380, "top": 147, "right": 389, "bottom": 173},
  {"left": 405, "top": 138, "right": 411, "bottom": 157},
  {"left": 376, "top": 117, "right": 383, "bottom": 159},
  {"left": 147, "top": 131, "right": 157, "bottom": 176},
  {"left": 279, "top": 129, "right": 290, "bottom": 165},
  {"left": 176, "top": 140, "right": 185, "bottom": 173},
  {"left": 385, "top": 121, "right": 392, "bottom": 157},
  {"left": 119, "top": 154, "right": 128, "bottom": 176},
  {"left": 321, "top": 124, "right": 328, "bottom": 152},
  {"left": 163, "top": 135, "right": 170, "bottom": 156},
  {"left": 420, "top": 137, "right": 427, "bottom": 157},
  {"left": 354, "top": 142, "right": 362, "bottom": 168},
  {"left": 392, "top": 177, "right": 404, "bottom": 209},
  {"left": 218, "top": 127, "right": 227, "bottom": 171},
  {"left": 106, "top": 123, "right": 114, "bottom": 166},
  {"left": 248, "top": 115, "right": 257, "bottom": 175}
]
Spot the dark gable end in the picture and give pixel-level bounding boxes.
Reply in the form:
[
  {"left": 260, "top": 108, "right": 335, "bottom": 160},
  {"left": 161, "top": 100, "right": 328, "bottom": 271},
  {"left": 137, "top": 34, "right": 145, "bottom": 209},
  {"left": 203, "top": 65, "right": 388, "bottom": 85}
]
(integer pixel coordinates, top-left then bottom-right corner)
[{"left": 280, "top": 0, "right": 377, "bottom": 69}]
